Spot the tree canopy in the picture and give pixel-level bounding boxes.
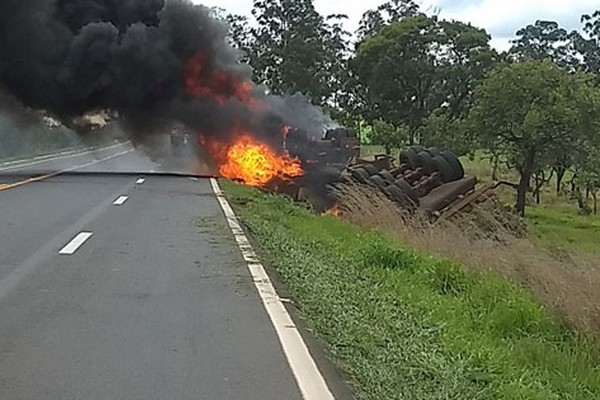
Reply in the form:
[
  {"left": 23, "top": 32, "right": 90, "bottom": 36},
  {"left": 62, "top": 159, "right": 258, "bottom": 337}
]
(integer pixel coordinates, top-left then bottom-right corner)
[
  {"left": 469, "top": 60, "right": 600, "bottom": 215},
  {"left": 353, "top": 15, "right": 497, "bottom": 143}
]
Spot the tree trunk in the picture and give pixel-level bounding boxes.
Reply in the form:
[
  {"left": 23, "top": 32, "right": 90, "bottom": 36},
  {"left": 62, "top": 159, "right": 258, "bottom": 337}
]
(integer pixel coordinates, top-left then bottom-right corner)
[
  {"left": 492, "top": 154, "right": 499, "bottom": 181},
  {"left": 576, "top": 188, "right": 587, "bottom": 212},
  {"left": 408, "top": 125, "right": 416, "bottom": 146},
  {"left": 533, "top": 173, "right": 543, "bottom": 205},
  {"left": 533, "top": 170, "right": 553, "bottom": 205},
  {"left": 594, "top": 191, "right": 598, "bottom": 215},
  {"left": 555, "top": 166, "right": 566, "bottom": 195},
  {"left": 516, "top": 169, "right": 533, "bottom": 217},
  {"left": 516, "top": 153, "right": 535, "bottom": 217}
]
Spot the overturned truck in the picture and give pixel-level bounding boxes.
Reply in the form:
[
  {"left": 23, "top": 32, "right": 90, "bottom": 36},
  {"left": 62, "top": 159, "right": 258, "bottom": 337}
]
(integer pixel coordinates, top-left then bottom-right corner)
[
  {"left": 276, "top": 143, "right": 525, "bottom": 239},
  {"left": 348, "top": 146, "right": 480, "bottom": 221}
]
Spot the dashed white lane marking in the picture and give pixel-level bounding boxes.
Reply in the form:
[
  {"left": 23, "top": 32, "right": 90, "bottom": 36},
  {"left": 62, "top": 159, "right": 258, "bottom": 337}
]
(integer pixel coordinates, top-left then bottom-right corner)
[
  {"left": 113, "top": 196, "right": 129, "bottom": 206},
  {"left": 210, "top": 178, "right": 335, "bottom": 400},
  {"left": 59, "top": 232, "right": 93, "bottom": 255},
  {"left": 136, "top": 178, "right": 146, "bottom": 184}
]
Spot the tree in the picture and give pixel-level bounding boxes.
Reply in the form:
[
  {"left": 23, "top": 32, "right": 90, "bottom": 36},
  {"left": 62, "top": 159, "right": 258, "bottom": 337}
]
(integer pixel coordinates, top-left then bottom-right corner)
[
  {"left": 224, "top": 13, "right": 252, "bottom": 64},
  {"left": 577, "top": 155, "right": 600, "bottom": 215},
  {"left": 419, "top": 112, "right": 472, "bottom": 156},
  {"left": 436, "top": 20, "right": 500, "bottom": 120},
  {"left": 369, "top": 119, "right": 408, "bottom": 155},
  {"left": 571, "top": 72, "right": 600, "bottom": 211},
  {"left": 573, "top": 156, "right": 600, "bottom": 214},
  {"left": 352, "top": 16, "right": 497, "bottom": 143},
  {"left": 353, "top": 16, "right": 439, "bottom": 142},
  {"left": 510, "top": 20, "right": 580, "bottom": 71},
  {"left": 247, "top": 0, "right": 348, "bottom": 106},
  {"left": 577, "top": 11, "right": 600, "bottom": 78},
  {"left": 322, "top": 14, "right": 352, "bottom": 109},
  {"left": 357, "top": 0, "right": 421, "bottom": 39},
  {"left": 508, "top": 18, "right": 600, "bottom": 196},
  {"left": 551, "top": 150, "right": 577, "bottom": 195},
  {"left": 469, "top": 60, "right": 597, "bottom": 216}
]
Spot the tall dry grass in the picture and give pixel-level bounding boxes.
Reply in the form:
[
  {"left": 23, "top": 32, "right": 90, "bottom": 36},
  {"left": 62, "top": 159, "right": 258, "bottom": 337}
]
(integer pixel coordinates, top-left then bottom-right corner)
[{"left": 333, "top": 181, "right": 600, "bottom": 334}]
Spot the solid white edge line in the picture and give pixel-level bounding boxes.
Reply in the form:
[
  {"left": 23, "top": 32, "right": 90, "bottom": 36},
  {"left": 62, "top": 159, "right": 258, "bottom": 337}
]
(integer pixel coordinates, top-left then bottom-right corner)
[
  {"left": 113, "top": 196, "right": 129, "bottom": 206},
  {"left": 59, "top": 232, "right": 93, "bottom": 255},
  {"left": 210, "top": 178, "right": 335, "bottom": 400}
]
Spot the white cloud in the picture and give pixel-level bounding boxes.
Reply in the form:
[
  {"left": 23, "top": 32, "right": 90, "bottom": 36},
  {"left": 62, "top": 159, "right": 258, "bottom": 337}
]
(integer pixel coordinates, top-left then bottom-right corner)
[
  {"left": 193, "top": 0, "right": 387, "bottom": 32},
  {"left": 192, "top": 0, "right": 597, "bottom": 49},
  {"left": 193, "top": 0, "right": 252, "bottom": 15},
  {"left": 430, "top": 0, "right": 596, "bottom": 34}
]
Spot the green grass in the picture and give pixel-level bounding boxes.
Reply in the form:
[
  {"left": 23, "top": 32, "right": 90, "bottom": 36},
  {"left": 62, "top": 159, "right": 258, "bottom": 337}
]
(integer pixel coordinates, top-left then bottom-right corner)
[
  {"left": 360, "top": 144, "right": 386, "bottom": 155},
  {"left": 361, "top": 145, "right": 401, "bottom": 160},
  {"left": 222, "top": 181, "right": 600, "bottom": 400},
  {"left": 528, "top": 205, "right": 600, "bottom": 255}
]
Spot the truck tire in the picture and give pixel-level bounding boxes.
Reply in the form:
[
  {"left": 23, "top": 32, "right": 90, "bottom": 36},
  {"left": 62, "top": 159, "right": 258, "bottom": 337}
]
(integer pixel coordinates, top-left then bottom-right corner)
[
  {"left": 399, "top": 148, "right": 419, "bottom": 169},
  {"left": 440, "top": 150, "right": 465, "bottom": 181},
  {"left": 362, "top": 163, "right": 379, "bottom": 176},
  {"left": 352, "top": 167, "right": 370, "bottom": 184},
  {"left": 369, "top": 175, "right": 388, "bottom": 190},
  {"left": 394, "top": 179, "right": 419, "bottom": 203},
  {"left": 385, "top": 184, "right": 418, "bottom": 208},
  {"left": 432, "top": 155, "right": 454, "bottom": 183},
  {"left": 410, "top": 145, "right": 425, "bottom": 154},
  {"left": 378, "top": 170, "right": 396, "bottom": 184},
  {"left": 416, "top": 152, "right": 436, "bottom": 175},
  {"left": 427, "top": 147, "right": 441, "bottom": 157}
]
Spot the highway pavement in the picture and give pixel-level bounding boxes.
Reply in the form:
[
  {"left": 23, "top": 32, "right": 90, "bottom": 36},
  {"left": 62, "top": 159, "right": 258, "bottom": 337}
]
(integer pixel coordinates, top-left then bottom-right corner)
[{"left": 0, "top": 145, "right": 349, "bottom": 399}]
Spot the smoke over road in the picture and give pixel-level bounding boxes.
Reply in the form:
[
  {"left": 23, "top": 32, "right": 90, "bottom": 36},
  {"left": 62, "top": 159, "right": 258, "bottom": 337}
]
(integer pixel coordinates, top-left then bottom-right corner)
[{"left": 0, "top": 0, "right": 330, "bottom": 150}]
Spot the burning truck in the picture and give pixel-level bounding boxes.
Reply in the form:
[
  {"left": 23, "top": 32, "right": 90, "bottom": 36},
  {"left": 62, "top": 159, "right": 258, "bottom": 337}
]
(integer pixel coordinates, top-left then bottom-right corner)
[
  {"left": 0, "top": 1, "right": 357, "bottom": 181},
  {"left": 0, "top": 0, "right": 519, "bottom": 233}
]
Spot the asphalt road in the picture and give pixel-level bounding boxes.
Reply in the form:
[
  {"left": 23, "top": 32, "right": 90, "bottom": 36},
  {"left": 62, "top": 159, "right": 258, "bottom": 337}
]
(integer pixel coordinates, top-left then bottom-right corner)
[{"left": 0, "top": 147, "right": 347, "bottom": 400}]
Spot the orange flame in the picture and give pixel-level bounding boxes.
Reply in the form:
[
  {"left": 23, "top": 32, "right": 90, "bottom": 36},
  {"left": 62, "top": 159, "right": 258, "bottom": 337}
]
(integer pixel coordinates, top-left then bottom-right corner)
[
  {"left": 214, "top": 135, "right": 303, "bottom": 187},
  {"left": 185, "top": 54, "right": 298, "bottom": 186},
  {"left": 323, "top": 204, "right": 342, "bottom": 218},
  {"left": 185, "top": 53, "right": 262, "bottom": 110}
]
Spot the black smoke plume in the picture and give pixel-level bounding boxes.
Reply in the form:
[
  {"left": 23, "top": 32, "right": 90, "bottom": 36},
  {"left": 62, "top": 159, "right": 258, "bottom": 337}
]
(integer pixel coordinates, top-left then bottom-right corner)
[{"left": 0, "top": 0, "right": 326, "bottom": 147}]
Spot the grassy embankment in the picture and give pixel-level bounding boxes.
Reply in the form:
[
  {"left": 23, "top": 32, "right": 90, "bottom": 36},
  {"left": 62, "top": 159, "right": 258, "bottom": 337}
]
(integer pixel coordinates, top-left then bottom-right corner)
[{"left": 222, "top": 180, "right": 600, "bottom": 400}]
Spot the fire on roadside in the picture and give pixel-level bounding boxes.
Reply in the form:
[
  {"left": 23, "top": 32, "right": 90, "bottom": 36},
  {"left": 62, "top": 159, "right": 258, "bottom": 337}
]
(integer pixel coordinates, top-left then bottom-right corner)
[
  {"left": 185, "top": 53, "right": 301, "bottom": 187},
  {"left": 323, "top": 204, "right": 342, "bottom": 218},
  {"left": 202, "top": 131, "right": 304, "bottom": 187}
]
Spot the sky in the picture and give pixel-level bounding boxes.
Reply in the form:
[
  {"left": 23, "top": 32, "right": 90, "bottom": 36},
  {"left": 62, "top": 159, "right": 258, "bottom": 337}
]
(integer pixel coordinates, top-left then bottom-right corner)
[{"left": 192, "top": 0, "right": 598, "bottom": 51}]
